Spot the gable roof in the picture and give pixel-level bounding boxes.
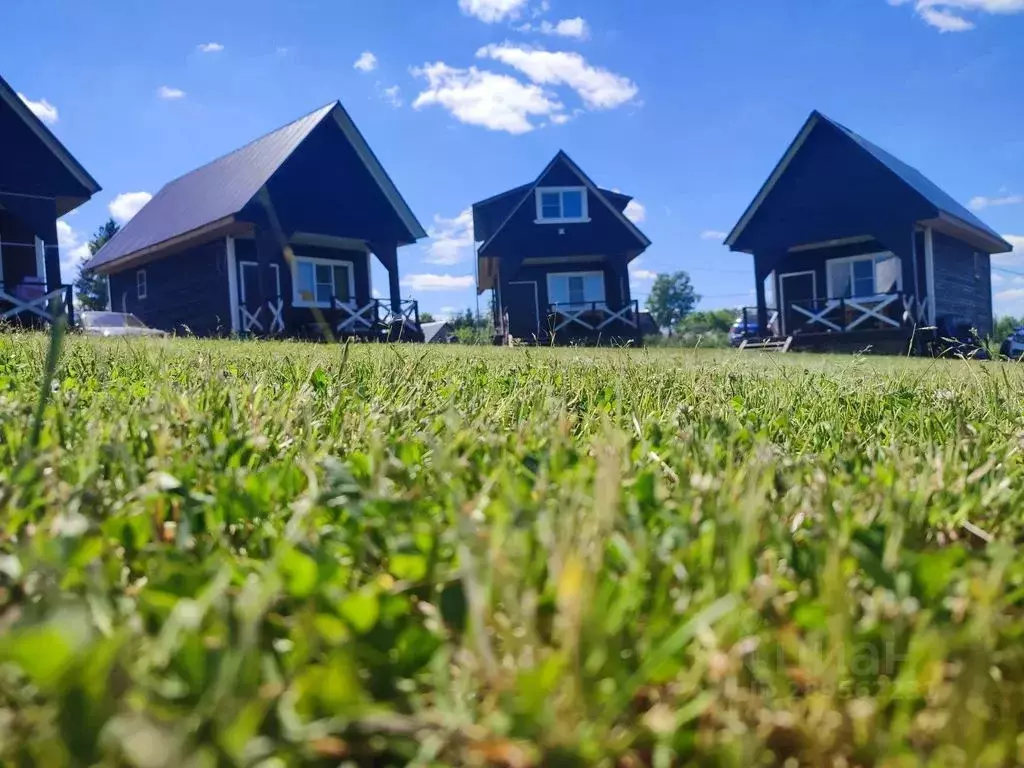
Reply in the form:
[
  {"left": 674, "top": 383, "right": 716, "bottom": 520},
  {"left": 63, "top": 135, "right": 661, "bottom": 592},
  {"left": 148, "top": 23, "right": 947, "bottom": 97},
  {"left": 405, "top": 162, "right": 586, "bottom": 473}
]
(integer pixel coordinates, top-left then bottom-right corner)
[
  {"left": 477, "top": 150, "right": 651, "bottom": 257},
  {"left": 726, "top": 111, "right": 1011, "bottom": 253},
  {"left": 0, "top": 73, "right": 101, "bottom": 203},
  {"left": 87, "top": 102, "right": 425, "bottom": 272}
]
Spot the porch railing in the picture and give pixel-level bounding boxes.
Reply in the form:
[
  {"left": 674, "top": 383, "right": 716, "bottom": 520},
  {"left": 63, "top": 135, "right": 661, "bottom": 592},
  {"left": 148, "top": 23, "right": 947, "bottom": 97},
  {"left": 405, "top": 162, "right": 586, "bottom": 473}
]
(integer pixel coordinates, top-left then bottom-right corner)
[
  {"left": 238, "top": 296, "right": 421, "bottom": 339},
  {"left": 239, "top": 295, "right": 286, "bottom": 334},
  {"left": 0, "top": 282, "right": 73, "bottom": 327},
  {"left": 547, "top": 301, "right": 640, "bottom": 334},
  {"left": 786, "top": 292, "right": 925, "bottom": 335}
]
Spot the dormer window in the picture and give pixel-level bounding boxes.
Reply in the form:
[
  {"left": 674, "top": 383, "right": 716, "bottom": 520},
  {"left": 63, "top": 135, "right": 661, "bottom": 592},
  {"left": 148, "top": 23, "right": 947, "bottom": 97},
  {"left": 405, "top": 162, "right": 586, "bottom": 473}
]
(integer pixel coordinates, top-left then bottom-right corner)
[{"left": 536, "top": 187, "right": 589, "bottom": 224}]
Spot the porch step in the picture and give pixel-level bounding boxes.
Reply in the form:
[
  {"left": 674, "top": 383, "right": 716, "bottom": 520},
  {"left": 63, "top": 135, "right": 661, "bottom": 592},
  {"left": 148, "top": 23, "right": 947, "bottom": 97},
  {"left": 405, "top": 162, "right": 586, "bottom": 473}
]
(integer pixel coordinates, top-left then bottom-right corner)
[{"left": 739, "top": 336, "right": 793, "bottom": 353}]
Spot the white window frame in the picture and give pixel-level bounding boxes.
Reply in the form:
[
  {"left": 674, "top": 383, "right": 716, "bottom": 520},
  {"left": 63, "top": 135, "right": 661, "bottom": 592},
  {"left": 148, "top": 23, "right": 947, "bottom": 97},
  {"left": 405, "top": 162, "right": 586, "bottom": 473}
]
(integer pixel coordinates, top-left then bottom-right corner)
[
  {"left": 546, "top": 270, "right": 606, "bottom": 308},
  {"left": 291, "top": 255, "right": 356, "bottom": 308},
  {"left": 137, "top": 269, "right": 147, "bottom": 300},
  {"left": 825, "top": 252, "right": 901, "bottom": 300},
  {"left": 535, "top": 187, "right": 589, "bottom": 224},
  {"left": 239, "top": 261, "right": 281, "bottom": 303}
]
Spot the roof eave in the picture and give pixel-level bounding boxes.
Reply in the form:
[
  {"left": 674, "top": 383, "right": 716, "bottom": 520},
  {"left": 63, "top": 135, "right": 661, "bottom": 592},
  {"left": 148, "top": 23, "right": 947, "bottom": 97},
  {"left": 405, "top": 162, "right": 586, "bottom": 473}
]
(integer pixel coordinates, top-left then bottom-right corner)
[
  {"left": 87, "top": 216, "right": 239, "bottom": 274},
  {"left": 924, "top": 212, "right": 1013, "bottom": 254}
]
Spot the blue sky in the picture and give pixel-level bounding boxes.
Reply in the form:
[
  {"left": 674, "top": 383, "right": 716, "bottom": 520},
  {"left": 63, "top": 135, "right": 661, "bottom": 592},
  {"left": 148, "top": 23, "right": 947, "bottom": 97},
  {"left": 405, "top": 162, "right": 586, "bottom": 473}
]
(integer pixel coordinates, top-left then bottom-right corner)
[{"left": 6, "top": 0, "right": 1024, "bottom": 318}]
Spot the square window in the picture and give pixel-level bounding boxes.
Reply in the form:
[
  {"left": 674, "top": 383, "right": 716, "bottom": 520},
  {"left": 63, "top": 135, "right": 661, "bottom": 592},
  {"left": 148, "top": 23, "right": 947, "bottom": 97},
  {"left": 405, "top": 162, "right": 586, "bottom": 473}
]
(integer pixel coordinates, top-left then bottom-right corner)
[{"left": 540, "top": 192, "right": 562, "bottom": 220}]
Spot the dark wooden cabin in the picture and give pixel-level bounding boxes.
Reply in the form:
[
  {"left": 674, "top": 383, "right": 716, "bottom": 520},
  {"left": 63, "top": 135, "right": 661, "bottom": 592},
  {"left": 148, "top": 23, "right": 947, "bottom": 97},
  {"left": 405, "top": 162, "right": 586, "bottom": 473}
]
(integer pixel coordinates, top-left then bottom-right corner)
[
  {"left": 86, "top": 102, "right": 427, "bottom": 341},
  {"left": 727, "top": 111, "right": 1012, "bottom": 353},
  {"left": 473, "top": 151, "right": 651, "bottom": 345},
  {"left": 0, "top": 73, "right": 101, "bottom": 326}
]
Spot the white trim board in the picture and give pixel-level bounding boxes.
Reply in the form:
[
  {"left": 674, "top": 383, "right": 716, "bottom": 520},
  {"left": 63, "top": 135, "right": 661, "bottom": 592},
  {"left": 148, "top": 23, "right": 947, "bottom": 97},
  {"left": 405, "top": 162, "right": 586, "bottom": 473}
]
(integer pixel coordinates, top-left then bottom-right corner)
[
  {"left": 535, "top": 186, "right": 590, "bottom": 224},
  {"left": 239, "top": 260, "right": 282, "bottom": 302},
  {"left": 778, "top": 270, "right": 817, "bottom": 336},
  {"left": 226, "top": 237, "right": 239, "bottom": 333},
  {"left": 924, "top": 227, "right": 936, "bottom": 325}
]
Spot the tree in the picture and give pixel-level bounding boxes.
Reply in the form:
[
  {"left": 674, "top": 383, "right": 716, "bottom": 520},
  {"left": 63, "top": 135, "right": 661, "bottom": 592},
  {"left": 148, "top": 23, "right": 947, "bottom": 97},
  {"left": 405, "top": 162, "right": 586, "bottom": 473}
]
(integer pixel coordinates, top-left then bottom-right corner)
[
  {"left": 419, "top": 312, "right": 436, "bottom": 324},
  {"left": 74, "top": 218, "right": 120, "bottom": 310},
  {"left": 646, "top": 272, "right": 700, "bottom": 334},
  {"left": 993, "top": 315, "right": 1022, "bottom": 343}
]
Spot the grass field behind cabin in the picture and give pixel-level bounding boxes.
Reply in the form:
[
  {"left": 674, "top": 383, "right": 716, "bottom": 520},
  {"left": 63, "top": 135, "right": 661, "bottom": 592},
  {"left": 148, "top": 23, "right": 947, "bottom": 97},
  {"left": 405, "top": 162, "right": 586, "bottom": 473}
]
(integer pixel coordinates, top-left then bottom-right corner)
[{"left": 2, "top": 333, "right": 1024, "bottom": 766}]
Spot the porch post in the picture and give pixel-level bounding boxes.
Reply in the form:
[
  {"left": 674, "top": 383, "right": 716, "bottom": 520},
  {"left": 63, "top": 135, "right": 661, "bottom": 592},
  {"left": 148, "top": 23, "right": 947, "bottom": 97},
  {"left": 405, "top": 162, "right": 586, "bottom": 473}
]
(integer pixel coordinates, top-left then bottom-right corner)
[
  {"left": 924, "top": 227, "right": 937, "bottom": 325},
  {"left": 372, "top": 242, "right": 402, "bottom": 312},
  {"left": 753, "top": 252, "right": 769, "bottom": 334},
  {"left": 38, "top": 216, "right": 62, "bottom": 294}
]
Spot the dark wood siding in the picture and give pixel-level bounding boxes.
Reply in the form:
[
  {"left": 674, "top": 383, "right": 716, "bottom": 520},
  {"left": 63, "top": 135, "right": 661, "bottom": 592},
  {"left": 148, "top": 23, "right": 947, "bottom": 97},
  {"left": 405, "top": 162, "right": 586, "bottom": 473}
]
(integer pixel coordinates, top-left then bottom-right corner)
[
  {"left": 932, "top": 231, "right": 992, "bottom": 336},
  {"left": 108, "top": 239, "right": 231, "bottom": 336}
]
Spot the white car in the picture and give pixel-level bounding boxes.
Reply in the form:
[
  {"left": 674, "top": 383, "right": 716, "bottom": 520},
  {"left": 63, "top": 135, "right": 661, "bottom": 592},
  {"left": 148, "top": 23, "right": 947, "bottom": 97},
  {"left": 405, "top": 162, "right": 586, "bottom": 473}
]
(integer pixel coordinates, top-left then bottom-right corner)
[
  {"left": 1000, "top": 327, "right": 1024, "bottom": 360},
  {"left": 80, "top": 311, "right": 167, "bottom": 338}
]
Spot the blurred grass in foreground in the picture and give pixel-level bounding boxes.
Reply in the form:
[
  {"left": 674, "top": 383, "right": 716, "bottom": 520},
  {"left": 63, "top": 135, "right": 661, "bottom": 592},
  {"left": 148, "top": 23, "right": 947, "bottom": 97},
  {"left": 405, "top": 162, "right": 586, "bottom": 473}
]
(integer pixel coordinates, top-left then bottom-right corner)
[{"left": 1, "top": 335, "right": 1024, "bottom": 766}]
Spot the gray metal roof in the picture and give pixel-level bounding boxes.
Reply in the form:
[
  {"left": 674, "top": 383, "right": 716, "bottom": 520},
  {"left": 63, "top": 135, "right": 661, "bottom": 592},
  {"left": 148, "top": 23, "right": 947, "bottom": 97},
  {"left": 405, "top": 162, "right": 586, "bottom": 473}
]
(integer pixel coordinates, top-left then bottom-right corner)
[{"left": 87, "top": 103, "right": 335, "bottom": 271}]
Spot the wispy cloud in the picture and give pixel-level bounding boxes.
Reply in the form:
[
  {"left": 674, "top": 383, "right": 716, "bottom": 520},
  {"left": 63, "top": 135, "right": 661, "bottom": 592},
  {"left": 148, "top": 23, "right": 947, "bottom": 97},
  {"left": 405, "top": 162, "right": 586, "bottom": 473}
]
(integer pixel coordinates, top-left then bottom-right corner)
[
  {"left": 198, "top": 42, "right": 224, "bottom": 53},
  {"left": 459, "top": 0, "right": 529, "bottom": 23},
  {"left": 700, "top": 230, "right": 728, "bottom": 241},
  {"left": 519, "top": 17, "right": 591, "bottom": 39},
  {"left": 969, "top": 193, "right": 1024, "bottom": 211},
  {"left": 402, "top": 273, "right": 476, "bottom": 291},
  {"left": 887, "top": 0, "right": 1024, "bottom": 32},
  {"left": 624, "top": 200, "right": 646, "bottom": 224},
  {"left": 56, "top": 219, "right": 93, "bottom": 282},
  {"left": 157, "top": 86, "right": 186, "bottom": 100},
  {"left": 425, "top": 208, "right": 475, "bottom": 265},
  {"left": 354, "top": 51, "right": 378, "bottom": 72},
  {"left": 17, "top": 93, "right": 58, "bottom": 124},
  {"left": 109, "top": 192, "right": 153, "bottom": 224},
  {"left": 379, "top": 84, "right": 403, "bottom": 108}
]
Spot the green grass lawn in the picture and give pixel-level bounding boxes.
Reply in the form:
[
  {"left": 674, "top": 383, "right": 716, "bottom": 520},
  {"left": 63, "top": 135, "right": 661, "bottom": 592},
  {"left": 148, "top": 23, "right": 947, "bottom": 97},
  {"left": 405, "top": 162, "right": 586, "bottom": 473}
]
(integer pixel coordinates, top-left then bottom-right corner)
[{"left": 2, "top": 333, "right": 1024, "bottom": 766}]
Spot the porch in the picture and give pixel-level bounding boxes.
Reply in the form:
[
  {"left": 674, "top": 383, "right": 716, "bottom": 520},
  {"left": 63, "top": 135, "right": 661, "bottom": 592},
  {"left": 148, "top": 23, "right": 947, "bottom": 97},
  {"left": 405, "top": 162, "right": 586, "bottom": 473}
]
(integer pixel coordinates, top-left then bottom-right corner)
[
  {"left": 0, "top": 281, "right": 74, "bottom": 327},
  {"left": 237, "top": 294, "right": 422, "bottom": 342},
  {"left": 0, "top": 231, "right": 73, "bottom": 329}
]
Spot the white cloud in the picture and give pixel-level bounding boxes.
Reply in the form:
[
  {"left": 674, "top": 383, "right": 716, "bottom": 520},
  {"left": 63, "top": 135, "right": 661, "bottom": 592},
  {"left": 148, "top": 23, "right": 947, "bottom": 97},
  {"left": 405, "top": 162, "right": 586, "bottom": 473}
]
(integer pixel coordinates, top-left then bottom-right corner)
[
  {"left": 17, "top": 93, "right": 58, "bottom": 125},
  {"left": 412, "top": 61, "right": 564, "bottom": 134},
  {"left": 425, "top": 208, "right": 475, "bottom": 265},
  {"left": 109, "top": 192, "right": 153, "bottom": 224},
  {"left": 56, "top": 220, "right": 93, "bottom": 282},
  {"left": 354, "top": 51, "right": 378, "bottom": 73},
  {"left": 276, "top": 46, "right": 293, "bottom": 56},
  {"left": 969, "top": 193, "right": 1024, "bottom": 211},
  {"left": 887, "top": 0, "right": 1024, "bottom": 31},
  {"left": 624, "top": 199, "right": 646, "bottom": 224},
  {"left": 992, "top": 235, "right": 1024, "bottom": 268},
  {"left": 459, "top": 0, "right": 529, "bottom": 23},
  {"left": 198, "top": 42, "right": 224, "bottom": 53},
  {"left": 520, "top": 17, "right": 591, "bottom": 39},
  {"left": 401, "top": 273, "right": 476, "bottom": 291},
  {"left": 157, "top": 86, "right": 186, "bottom": 100},
  {"left": 631, "top": 269, "right": 658, "bottom": 281},
  {"left": 477, "top": 43, "right": 638, "bottom": 109},
  {"left": 700, "top": 230, "right": 728, "bottom": 241},
  {"left": 380, "top": 84, "right": 403, "bottom": 108}
]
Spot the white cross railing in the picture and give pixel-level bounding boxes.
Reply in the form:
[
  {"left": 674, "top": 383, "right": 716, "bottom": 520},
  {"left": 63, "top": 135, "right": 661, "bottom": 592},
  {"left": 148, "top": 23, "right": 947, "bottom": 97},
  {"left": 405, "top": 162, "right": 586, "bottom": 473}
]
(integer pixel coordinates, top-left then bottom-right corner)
[
  {"left": 787, "top": 292, "right": 924, "bottom": 335},
  {"left": 240, "top": 297, "right": 286, "bottom": 334},
  {"left": 335, "top": 300, "right": 377, "bottom": 333},
  {"left": 549, "top": 301, "right": 640, "bottom": 334},
  {"left": 0, "top": 284, "right": 72, "bottom": 325}
]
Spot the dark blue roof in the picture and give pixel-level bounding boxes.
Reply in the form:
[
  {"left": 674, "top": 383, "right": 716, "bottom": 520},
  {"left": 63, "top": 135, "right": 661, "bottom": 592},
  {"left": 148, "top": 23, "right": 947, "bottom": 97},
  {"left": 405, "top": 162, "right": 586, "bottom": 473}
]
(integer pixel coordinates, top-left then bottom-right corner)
[
  {"left": 87, "top": 102, "right": 424, "bottom": 271},
  {"left": 821, "top": 113, "right": 1006, "bottom": 245}
]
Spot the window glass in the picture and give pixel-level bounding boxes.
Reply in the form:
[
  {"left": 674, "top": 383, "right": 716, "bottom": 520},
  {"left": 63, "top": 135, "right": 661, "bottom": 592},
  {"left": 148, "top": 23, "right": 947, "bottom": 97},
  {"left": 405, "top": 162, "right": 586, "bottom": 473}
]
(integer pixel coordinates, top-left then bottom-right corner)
[
  {"left": 540, "top": 192, "right": 562, "bottom": 220},
  {"left": 852, "top": 259, "right": 874, "bottom": 297},
  {"left": 296, "top": 262, "right": 316, "bottom": 302},
  {"left": 568, "top": 276, "right": 586, "bottom": 305},
  {"left": 548, "top": 272, "right": 605, "bottom": 307},
  {"left": 561, "top": 190, "right": 584, "bottom": 219},
  {"left": 829, "top": 266, "right": 852, "bottom": 298}
]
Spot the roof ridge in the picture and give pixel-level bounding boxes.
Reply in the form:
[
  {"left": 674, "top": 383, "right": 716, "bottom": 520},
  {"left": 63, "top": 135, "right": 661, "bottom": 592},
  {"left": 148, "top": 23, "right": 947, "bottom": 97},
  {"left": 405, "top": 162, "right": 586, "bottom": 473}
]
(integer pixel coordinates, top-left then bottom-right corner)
[{"left": 162, "top": 101, "right": 337, "bottom": 187}]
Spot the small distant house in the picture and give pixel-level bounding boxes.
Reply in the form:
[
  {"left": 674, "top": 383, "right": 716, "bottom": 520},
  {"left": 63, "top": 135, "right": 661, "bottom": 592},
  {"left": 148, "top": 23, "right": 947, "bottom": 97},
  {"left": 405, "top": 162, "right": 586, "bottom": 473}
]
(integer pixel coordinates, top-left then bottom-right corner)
[
  {"left": 422, "top": 320, "right": 456, "bottom": 344},
  {"left": 473, "top": 151, "right": 651, "bottom": 345},
  {"left": 85, "top": 102, "right": 426, "bottom": 341},
  {"left": 727, "top": 111, "right": 1012, "bottom": 352},
  {"left": 0, "top": 73, "right": 100, "bottom": 325}
]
